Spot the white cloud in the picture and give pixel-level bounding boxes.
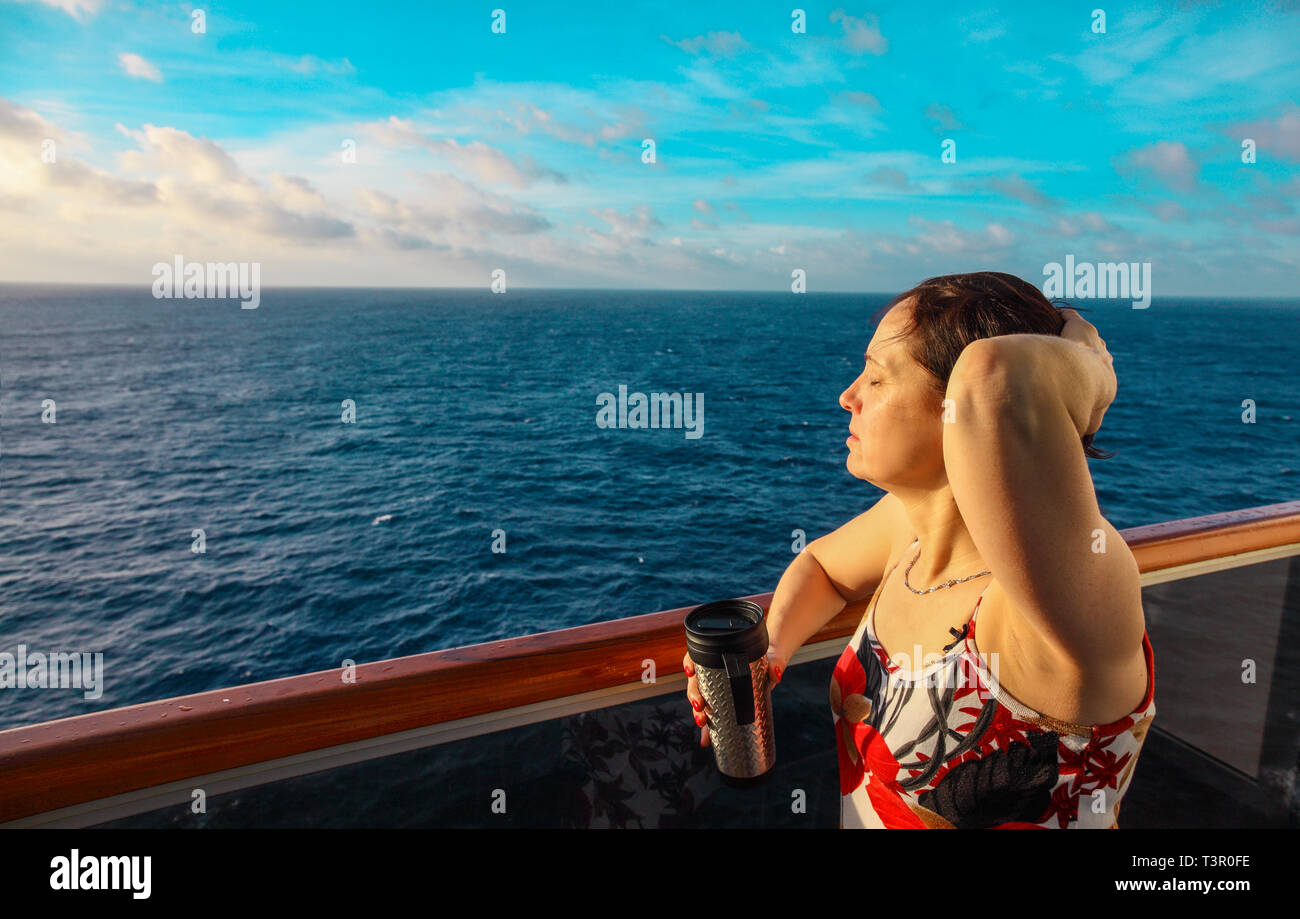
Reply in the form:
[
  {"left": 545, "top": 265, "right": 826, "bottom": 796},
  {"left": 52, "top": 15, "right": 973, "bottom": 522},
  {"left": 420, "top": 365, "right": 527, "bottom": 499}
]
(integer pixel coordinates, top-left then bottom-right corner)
[
  {"left": 354, "top": 172, "right": 552, "bottom": 243},
  {"left": 490, "top": 100, "right": 646, "bottom": 147},
  {"left": 117, "top": 123, "right": 244, "bottom": 183},
  {"left": 830, "top": 9, "right": 889, "bottom": 55},
  {"left": 1230, "top": 106, "right": 1300, "bottom": 161},
  {"left": 24, "top": 0, "right": 105, "bottom": 19},
  {"left": 1148, "top": 200, "right": 1189, "bottom": 223},
  {"left": 279, "top": 55, "right": 356, "bottom": 76},
  {"left": 2, "top": 105, "right": 353, "bottom": 250},
  {"left": 361, "top": 116, "right": 566, "bottom": 187},
  {"left": 1081, "top": 212, "right": 1117, "bottom": 233},
  {"left": 909, "top": 217, "right": 1016, "bottom": 253},
  {"left": 271, "top": 174, "right": 329, "bottom": 211},
  {"left": 1062, "top": 8, "right": 1295, "bottom": 123},
  {"left": 589, "top": 205, "right": 662, "bottom": 238},
  {"left": 924, "top": 103, "right": 964, "bottom": 133},
  {"left": 663, "top": 31, "right": 752, "bottom": 58},
  {"left": 1122, "top": 141, "right": 1200, "bottom": 192},
  {"left": 118, "top": 53, "right": 163, "bottom": 82},
  {"left": 838, "top": 90, "right": 882, "bottom": 111},
  {"left": 866, "top": 166, "right": 912, "bottom": 191},
  {"left": 0, "top": 100, "right": 157, "bottom": 207},
  {"left": 0, "top": 87, "right": 1293, "bottom": 293},
  {"left": 985, "top": 174, "right": 1056, "bottom": 209}
]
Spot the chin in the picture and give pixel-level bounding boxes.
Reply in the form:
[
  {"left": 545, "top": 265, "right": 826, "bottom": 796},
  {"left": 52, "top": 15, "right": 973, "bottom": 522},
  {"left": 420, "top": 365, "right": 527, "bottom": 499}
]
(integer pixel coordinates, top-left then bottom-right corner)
[{"left": 845, "top": 456, "right": 873, "bottom": 483}]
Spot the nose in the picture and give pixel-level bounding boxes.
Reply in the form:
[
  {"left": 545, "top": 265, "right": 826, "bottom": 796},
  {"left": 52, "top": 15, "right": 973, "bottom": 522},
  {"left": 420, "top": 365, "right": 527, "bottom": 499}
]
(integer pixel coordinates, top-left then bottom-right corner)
[{"left": 839, "top": 379, "right": 860, "bottom": 414}]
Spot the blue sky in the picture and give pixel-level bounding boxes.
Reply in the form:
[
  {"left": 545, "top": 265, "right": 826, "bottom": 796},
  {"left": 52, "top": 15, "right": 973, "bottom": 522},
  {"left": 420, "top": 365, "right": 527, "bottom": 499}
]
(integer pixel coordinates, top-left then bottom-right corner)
[{"left": 1, "top": 0, "right": 1298, "bottom": 293}]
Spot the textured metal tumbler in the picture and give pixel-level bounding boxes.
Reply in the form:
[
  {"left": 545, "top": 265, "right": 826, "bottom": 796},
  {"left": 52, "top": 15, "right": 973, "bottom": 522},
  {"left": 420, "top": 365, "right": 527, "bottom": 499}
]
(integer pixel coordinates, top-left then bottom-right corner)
[{"left": 684, "top": 599, "right": 775, "bottom": 786}]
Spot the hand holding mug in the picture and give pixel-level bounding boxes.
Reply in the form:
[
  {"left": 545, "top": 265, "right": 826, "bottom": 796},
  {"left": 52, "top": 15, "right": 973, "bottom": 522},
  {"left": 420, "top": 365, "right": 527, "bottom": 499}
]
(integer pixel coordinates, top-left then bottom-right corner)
[{"left": 683, "top": 643, "right": 786, "bottom": 748}]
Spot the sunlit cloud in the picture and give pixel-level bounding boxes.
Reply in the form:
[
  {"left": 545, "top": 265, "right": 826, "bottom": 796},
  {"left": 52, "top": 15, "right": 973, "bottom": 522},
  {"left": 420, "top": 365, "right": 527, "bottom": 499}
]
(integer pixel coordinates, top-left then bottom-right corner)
[
  {"left": 117, "top": 52, "right": 162, "bottom": 83},
  {"left": 22, "top": 0, "right": 104, "bottom": 20}
]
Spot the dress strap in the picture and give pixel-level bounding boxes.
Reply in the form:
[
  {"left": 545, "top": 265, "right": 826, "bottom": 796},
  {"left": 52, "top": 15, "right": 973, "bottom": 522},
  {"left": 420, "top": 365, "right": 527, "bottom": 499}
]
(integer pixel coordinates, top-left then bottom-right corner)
[{"left": 962, "top": 579, "right": 993, "bottom": 645}]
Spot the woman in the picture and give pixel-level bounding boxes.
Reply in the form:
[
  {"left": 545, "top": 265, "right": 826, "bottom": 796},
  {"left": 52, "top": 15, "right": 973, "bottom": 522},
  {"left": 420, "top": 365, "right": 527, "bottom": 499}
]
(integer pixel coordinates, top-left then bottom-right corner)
[{"left": 683, "top": 271, "right": 1155, "bottom": 828}]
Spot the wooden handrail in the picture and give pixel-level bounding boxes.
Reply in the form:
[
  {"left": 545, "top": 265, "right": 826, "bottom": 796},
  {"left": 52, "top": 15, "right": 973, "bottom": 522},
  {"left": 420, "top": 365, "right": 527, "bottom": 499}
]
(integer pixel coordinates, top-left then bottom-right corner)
[
  {"left": 1, "top": 500, "right": 1297, "bottom": 823},
  {"left": 1121, "top": 500, "right": 1300, "bottom": 569}
]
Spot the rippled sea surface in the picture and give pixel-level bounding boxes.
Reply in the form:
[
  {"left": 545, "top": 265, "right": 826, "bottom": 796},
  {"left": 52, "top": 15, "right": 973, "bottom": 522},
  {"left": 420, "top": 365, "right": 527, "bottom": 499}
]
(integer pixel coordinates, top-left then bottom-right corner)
[{"left": 2, "top": 286, "right": 1298, "bottom": 729}]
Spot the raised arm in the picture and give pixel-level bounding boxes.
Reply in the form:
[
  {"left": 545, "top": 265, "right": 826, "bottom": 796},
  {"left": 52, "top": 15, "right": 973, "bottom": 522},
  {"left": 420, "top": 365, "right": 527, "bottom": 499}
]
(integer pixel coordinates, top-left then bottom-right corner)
[{"left": 940, "top": 324, "right": 1142, "bottom": 665}]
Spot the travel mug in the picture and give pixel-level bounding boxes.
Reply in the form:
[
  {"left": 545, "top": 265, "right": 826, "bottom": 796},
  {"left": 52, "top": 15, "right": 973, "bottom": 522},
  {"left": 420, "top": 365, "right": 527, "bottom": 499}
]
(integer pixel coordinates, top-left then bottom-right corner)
[{"left": 684, "top": 598, "right": 776, "bottom": 786}]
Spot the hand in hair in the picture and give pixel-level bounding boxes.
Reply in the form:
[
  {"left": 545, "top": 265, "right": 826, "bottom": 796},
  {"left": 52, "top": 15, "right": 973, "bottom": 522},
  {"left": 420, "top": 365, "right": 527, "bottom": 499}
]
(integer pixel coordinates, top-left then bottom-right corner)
[{"left": 1058, "top": 308, "right": 1115, "bottom": 435}]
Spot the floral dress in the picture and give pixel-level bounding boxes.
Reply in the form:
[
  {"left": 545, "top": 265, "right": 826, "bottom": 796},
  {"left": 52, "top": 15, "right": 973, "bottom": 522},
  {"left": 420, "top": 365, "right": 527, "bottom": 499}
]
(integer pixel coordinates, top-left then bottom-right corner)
[{"left": 830, "top": 539, "right": 1156, "bottom": 829}]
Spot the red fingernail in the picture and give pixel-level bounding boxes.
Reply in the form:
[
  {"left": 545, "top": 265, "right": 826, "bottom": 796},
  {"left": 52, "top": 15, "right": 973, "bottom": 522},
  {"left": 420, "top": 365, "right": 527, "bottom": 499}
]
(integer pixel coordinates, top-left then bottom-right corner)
[
  {"left": 694, "top": 713, "right": 704, "bottom": 726},
  {"left": 685, "top": 665, "right": 694, "bottom": 676},
  {"left": 690, "top": 698, "right": 701, "bottom": 711}
]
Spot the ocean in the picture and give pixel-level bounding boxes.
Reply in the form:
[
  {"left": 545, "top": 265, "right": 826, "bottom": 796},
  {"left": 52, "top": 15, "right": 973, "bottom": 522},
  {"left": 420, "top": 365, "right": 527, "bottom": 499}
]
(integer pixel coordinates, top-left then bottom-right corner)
[{"left": 1, "top": 285, "right": 1298, "bottom": 731}]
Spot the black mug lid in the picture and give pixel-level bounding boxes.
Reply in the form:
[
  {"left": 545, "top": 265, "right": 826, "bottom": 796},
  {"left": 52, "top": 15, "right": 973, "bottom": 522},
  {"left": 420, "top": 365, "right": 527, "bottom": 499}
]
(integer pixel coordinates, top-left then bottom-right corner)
[{"left": 684, "top": 599, "right": 768, "bottom": 659}]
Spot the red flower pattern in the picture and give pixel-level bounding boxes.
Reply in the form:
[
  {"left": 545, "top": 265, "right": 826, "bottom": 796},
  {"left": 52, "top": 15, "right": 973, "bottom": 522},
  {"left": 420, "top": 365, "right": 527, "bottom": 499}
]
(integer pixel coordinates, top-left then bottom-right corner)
[
  {"left": 832, "top": 623, "right": 1155, "bottom": 829},
  {"left": 1047, "top": 781, "right": 1080, "bottom": 828}
]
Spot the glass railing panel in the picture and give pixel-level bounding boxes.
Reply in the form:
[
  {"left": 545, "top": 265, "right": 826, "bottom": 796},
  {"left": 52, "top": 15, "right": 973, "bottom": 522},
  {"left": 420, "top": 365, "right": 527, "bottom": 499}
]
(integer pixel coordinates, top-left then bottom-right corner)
[
  {"left": 1122, "top": 553, "right": 1299, "bottom": 828},
  {"left": 91, "top": 658, "right": 840, "bottom": 828}
]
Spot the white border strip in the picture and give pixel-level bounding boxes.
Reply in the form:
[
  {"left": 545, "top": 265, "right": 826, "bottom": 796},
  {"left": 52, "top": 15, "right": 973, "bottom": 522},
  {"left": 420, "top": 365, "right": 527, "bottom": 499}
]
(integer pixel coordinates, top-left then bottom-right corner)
[{"left": 1137, "top": 541, "right": 1300, "bottom": 586}]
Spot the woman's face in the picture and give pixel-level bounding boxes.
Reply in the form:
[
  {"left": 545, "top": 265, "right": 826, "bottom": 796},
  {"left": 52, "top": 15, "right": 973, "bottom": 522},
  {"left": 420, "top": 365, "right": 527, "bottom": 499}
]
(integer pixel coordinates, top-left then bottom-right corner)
[{"left": 838, "top": 299, "right": 947, "bottom": 491}]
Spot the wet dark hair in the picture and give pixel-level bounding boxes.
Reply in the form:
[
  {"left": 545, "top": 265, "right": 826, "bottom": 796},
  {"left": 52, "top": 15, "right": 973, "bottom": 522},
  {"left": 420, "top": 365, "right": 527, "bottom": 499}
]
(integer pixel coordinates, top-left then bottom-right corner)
[{"left": 870, "top": 271, "right": 1115, "bottom": 459}]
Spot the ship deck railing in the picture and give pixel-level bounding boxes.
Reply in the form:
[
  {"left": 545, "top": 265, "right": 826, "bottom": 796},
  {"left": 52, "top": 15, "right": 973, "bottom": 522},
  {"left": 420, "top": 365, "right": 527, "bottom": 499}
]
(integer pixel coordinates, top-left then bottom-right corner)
[{"left": 2, "top": 501, "right": 1298, "bottom": 828}]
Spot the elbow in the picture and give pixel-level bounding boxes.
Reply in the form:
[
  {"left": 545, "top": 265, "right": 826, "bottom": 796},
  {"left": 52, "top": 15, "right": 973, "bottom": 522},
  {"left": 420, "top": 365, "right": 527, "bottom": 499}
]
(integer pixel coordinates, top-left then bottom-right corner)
[
  {"left": 947, "top": 340, "right": 1052, "bottom": 438},
  {"left": 948, "top": 340, "right": 1025, "bottom": 401},
  {"left": 800, "top": 546, "right": 853, "bottom": 604},
  {"left": 946, "top": 343, "right": 1029, "bottom": 421}
]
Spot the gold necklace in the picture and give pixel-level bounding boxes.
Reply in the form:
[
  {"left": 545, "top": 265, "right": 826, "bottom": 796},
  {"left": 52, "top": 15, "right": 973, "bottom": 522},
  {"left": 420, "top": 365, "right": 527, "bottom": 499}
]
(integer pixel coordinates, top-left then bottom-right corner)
[{"left": 902, "top": 542, "right": 991, "bottom": 594}]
